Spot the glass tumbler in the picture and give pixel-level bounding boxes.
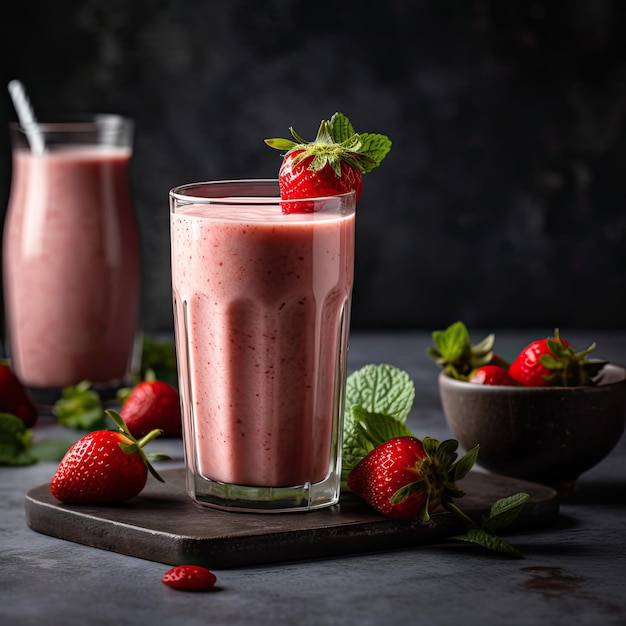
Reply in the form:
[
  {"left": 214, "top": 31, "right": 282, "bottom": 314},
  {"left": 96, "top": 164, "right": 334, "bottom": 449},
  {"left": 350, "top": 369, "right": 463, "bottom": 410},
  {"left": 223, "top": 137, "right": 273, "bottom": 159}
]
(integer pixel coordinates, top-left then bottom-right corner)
[
  {"left": 170, "top": 179, "right": 356, "bottom": 512},
  {"left": 2, "top": 115, "right": 141, "bottom": 405}
]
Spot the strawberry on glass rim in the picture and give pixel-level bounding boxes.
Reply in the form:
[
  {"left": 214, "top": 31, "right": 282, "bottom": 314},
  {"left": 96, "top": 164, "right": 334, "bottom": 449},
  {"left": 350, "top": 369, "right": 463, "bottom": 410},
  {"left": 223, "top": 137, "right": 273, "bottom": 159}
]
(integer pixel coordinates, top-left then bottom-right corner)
[{"left": 265, "top": 112, "right": 392, "bottom": 213}]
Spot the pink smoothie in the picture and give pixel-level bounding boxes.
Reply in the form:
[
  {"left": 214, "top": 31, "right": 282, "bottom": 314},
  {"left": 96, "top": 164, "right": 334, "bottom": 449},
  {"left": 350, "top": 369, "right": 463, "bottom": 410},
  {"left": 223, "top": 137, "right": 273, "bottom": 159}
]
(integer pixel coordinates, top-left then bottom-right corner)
[
  {"left": 3, "top": 147, "right": 140, "bottom": 389},
  {"left": 171, "top": 200, "right": 355, "bottom": 487}
]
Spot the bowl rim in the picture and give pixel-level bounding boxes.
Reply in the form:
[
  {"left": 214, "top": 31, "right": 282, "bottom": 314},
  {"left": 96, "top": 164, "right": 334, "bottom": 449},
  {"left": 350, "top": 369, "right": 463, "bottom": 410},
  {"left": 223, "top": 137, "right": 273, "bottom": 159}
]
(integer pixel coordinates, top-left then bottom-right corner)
[{"left": 438, "top": 362, "right": 626, "bottom": 393}]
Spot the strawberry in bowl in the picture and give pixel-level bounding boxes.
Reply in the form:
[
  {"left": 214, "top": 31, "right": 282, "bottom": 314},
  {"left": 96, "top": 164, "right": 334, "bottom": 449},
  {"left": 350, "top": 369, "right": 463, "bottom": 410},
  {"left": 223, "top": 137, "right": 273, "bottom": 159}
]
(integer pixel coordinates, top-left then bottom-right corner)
[{"left": 431, "top": 322, "right": 626, "bottom": 494}]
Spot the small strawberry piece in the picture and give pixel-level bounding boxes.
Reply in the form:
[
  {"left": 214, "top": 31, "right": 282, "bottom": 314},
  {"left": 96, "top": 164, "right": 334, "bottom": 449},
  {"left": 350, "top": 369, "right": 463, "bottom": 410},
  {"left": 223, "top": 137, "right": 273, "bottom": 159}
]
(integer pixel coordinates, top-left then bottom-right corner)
[
  {"left": 265, "top": 112, "right": 391, "bottom": 214},
  {"left": 508, "top": 329, "right": 606, "bottom": 387},
  {"left": 0, "top": 363, "right": 38, "bottom": 428},
  {"left": 162, "top": 565, "right": 217, "bottom": 591},
  {"left": 121, "top": 373, "right": 181, "bottom": 438},
  {"left": 50, "top": 409, "right": 163, "bottom": 504},
  {"left": 347, "top": 436, "right": 477, "bottom": 521},
  {"left": 469, "top": 365, "right": 520, "bottom": 386}
]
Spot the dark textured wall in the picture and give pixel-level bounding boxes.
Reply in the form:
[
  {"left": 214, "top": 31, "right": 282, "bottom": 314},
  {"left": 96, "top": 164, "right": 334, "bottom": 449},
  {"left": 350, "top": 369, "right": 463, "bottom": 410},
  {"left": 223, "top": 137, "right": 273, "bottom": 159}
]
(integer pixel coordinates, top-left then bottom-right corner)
[{"left": 2, "top": 0, "right": 625, "bottom": 333}]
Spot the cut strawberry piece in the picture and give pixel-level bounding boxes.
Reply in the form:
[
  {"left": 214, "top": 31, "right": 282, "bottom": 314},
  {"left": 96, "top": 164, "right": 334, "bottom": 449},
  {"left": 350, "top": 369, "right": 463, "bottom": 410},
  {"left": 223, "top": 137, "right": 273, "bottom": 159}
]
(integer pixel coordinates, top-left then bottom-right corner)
[{"left": 162, "top": 565, "right": 217, "bottom": 591}]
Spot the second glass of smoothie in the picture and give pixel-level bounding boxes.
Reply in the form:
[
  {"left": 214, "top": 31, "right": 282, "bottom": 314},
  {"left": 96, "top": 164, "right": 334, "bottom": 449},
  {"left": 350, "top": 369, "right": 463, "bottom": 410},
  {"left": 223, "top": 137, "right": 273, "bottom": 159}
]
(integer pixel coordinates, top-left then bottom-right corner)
[
  {"left": 3, "top": 115, "right": 141, "bottom": 406},
  {"left": 170, "top": 179, "right": 356, "bottom": 512}
]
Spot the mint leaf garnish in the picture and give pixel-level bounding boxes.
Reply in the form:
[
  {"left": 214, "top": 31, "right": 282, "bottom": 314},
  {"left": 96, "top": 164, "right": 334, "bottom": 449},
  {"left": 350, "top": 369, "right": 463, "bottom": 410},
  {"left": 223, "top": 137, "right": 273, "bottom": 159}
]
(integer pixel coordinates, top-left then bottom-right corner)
[
  {"left": 342, "top": 364, "right": 415, "bottom": 480},
  {"left": 344, "top": 363, "right": 415, "bottom": 421},
  {"left": 446, "top": 492, "right": 529, "bottom": 558},
  {"left": 451, "top": 527, "right": 524, "bottom": 558},
  {"left": 0, "top": 413, "right": 37, "bottom": 466},
  {"left": 483, "top": 492, "right": 530, "bottom": 532}
]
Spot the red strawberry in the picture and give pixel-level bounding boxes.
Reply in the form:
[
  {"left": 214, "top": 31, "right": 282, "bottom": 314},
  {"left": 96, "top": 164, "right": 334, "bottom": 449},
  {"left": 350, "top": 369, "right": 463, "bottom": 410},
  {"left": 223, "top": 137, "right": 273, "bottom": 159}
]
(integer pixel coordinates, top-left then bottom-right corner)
[
  {"left": 50, "top": 409, "right": 163, "bottom": 504},
  {"left": 346, "top": 436, "right": 477, "bottom": 521},
  {"left": 265, "top": 112, "right": 391, "bottom": 213},
  {"left": 508, "top": 329, "right": 606, "bottom": 387},
  {"left": 0, "top": 363, "right": 38, "bottom": 428},
  {"left": 469, "top": 364, "right": 520, "bottom": 386},
  {"left": 120, "top": 371, "right": 181, "bottom": 438},
  {"left": 162, "top": 565, "right": 217, "bottom": 592}
]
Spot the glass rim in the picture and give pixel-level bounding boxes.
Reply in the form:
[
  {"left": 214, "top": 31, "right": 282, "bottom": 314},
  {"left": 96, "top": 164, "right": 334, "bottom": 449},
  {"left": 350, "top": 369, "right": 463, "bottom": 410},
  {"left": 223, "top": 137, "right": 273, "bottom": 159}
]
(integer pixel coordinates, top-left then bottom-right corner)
[
  {"left": 9, "top": 114, "right": 133, "bottom": 134},
  {"left": 169, "top": 179, "right": 357, "bottom": 205}
]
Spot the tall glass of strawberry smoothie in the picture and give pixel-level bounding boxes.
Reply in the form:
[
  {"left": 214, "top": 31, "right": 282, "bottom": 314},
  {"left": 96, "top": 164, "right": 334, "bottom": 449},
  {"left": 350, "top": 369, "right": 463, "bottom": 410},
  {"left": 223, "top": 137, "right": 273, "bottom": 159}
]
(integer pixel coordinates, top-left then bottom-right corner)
[
  {"left": 170, "top": 180, "right": 355, "bottom": 512},
  {"left": 2, "top": 116, "right": 141, "bottom": 406}
]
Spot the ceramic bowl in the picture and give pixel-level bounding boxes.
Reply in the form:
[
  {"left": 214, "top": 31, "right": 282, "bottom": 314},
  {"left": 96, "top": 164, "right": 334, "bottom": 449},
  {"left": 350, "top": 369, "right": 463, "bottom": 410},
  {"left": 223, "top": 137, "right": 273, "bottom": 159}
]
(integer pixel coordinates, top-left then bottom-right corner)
[{"left": 438, "top": 363, "right": 626, "bottom": 493}]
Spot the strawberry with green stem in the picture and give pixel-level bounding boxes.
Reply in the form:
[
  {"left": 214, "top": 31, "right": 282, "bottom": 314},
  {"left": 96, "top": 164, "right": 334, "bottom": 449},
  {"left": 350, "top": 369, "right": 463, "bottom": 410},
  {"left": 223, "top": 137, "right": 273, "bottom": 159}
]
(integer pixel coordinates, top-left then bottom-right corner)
[
  {"left": 265, "top": 112, "right": 391, "bottom": 213},
  {"left": 508, "top": 329, "right": 606, "bottom": 387},
  {"left": 50, "top": 409, "right": 164, "bottom": 504}
]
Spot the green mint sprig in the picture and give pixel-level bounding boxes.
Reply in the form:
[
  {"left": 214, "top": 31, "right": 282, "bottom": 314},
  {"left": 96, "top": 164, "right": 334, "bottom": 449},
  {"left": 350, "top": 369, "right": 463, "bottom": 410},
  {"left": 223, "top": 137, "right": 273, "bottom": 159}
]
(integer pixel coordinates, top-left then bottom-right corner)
[
  {"left": 448, "top": 492, "right": 530, "bottom": 558},
  {"left": 342, "top": 363, "right": 415, "bottom": 480},
  {"left": 342, "top": 363, "right": 528, "bottom": 557}
]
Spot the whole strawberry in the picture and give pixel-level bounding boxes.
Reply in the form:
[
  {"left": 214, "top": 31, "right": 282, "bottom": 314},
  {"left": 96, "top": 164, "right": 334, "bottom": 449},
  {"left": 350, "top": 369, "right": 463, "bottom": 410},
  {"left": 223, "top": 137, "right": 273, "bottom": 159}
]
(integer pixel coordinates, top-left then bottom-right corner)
[
  {"left": 469, "top": 365, "right": 520, "bottom": 386},
  {"left": 347, "top": 435, "right": 478, "bottom": 521},
  {"left": 508, "top": 329, "right": 606, "bottom": 387},
  {"left": 50, "top": 409, "right": 163, "bottom": 504},
  {"left": 265, "top": 112, "right": 391, "bottom": 213},
  {"left": 0, "top": 363, "right": 38, "bottom": 428},
  {"left": 120, "top": 370, "right": 181, "bottom": 438},
  {"left": 162, "top": 565, "right": 217, "bottom": 592}
]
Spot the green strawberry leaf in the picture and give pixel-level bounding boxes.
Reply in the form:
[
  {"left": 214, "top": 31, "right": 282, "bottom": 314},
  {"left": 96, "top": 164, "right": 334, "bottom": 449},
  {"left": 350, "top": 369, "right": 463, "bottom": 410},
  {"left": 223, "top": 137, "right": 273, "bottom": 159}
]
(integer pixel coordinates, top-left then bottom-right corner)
[
  {"left": 427, "top": 321, "right": 496, "bottom": 379},
  {"left": 355, "top": 132, "right": 393, "bottom": 173},
  {"left": 0, "top": 413, "right": 37, "bottom": 466},
  {"left": 328, "top": 112, "right": 356, "bottom": 143},
  {"left": 449, "top": 445, "right": 480, "bottom": 482},
  {"left": 451, "top": 527, "right": 523, "bottom": 558},
  {"left": 483, "top": 492, "right": 530, "bottom": 532}
]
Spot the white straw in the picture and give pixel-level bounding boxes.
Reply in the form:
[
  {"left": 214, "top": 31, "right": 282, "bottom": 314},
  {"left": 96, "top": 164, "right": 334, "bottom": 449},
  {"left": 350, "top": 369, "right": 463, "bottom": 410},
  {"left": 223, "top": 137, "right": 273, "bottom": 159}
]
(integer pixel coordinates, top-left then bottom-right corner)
[{"left": 7, "top": 80, "right": 45, "bottom": 155}]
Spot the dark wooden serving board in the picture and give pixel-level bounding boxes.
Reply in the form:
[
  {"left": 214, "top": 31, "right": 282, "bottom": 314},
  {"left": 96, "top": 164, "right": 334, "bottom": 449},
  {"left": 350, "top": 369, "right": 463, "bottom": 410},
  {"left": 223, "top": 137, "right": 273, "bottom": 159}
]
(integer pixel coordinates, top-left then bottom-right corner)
[{"left": 25, "top": 469, "right": 559, "bottom": 568}]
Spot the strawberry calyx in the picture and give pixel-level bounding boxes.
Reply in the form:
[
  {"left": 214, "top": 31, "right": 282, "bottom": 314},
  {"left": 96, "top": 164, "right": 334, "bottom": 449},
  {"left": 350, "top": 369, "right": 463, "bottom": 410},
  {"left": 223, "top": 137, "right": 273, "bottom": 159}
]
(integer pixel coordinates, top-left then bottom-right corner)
[
  {"left": 389, "top": 437, "right": 479, "bottom": 522},
  {"left": 537, "top": 329, "right": 606, "bottom": 386},
  {"left": 104, "top": 409, "right": 165, "bottom": 483},
  {"left": 265, "top": 112, "right": 392, "bottom": 180},
  {"left": 428, "top": 321, "right": 506, "bottom": 380}
]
